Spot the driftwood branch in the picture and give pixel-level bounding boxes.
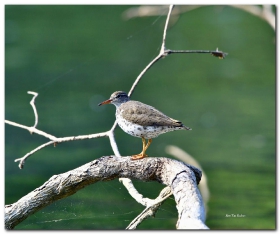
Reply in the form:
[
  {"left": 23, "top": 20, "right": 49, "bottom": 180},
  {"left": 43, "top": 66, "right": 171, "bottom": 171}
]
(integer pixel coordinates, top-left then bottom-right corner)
[
  {"left": 5, "top": 156, "right": 208, "bottom": 230},
  {"left": 165, "top": 145, "right": 210, "bottom": 213}
]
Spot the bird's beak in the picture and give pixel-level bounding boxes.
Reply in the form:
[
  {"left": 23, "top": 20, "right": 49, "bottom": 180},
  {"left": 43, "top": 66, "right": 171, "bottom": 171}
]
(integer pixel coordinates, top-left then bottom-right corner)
[{"left": 98, "top": 99, "right": 112, "bottom": 106}]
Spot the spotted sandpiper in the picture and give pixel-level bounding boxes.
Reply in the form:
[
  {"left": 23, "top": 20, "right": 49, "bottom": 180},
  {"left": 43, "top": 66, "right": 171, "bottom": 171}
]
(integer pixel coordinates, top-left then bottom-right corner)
[{"left": 98, "top": 91, "right": 191, "bottom": 160}]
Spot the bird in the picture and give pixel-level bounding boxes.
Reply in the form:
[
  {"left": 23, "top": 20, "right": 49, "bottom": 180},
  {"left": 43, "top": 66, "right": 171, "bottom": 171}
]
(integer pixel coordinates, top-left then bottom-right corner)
[{"left": 98, "top": 91, "right": 191, "bottom": 160}]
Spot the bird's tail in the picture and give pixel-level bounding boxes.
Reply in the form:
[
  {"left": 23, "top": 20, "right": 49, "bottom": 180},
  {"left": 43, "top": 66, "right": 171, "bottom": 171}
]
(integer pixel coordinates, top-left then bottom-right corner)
[{"left": 171, "top": 118, "right": 192, "bottom": 130}]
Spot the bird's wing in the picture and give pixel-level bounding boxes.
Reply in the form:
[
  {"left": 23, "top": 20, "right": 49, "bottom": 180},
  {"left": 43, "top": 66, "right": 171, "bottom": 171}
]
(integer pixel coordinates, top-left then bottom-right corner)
[{"left": 120, "top": 101, "right": 184, "bottom": 127}]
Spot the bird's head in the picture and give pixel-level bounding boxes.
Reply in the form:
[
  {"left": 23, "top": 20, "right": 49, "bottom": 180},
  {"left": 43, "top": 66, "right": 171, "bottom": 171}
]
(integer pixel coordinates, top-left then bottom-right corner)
[{"left": 98, "top": 91, "right": 130, "bottom": 107}]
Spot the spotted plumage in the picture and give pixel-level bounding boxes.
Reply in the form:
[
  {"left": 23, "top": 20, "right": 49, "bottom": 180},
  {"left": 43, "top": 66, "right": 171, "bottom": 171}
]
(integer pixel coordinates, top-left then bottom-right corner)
[{"left": 98, "top": 91, "right": 191, "bottom": 160}]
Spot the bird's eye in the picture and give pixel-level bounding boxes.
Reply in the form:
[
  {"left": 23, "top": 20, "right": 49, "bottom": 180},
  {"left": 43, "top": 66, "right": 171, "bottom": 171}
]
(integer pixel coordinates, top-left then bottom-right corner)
[{"left": 116, "top": 93, "right": 124, "bottom": 98}]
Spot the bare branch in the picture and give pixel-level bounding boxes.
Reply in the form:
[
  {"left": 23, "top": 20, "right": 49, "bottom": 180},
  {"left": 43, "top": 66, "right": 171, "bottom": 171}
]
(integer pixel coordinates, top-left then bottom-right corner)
[
  {"left": 5, "top": 156, "right": 207, "bottom": 230},
  {"left": 128, "top": 5, "right": 174, "bottom": 97},
  {"left": 108, "top": 126, "right": 121, "bottom": 157},
  {"left": 120, "top": 178, "right": 156, "bottom": 207},
  {"left": 127, "top": 5, "right": 227, "bottom": 97},
  {"left": 14, "top": 141, "right": 55, "bottom": 169},
  {"left": 13, "top": 131, "right": 109, "bottom": 168},
  {"left": 128, "top": 54, "right": 162, "bottom": 97},
  {"left": 5, "top": 120, "right": 57, "bottom": 140}
]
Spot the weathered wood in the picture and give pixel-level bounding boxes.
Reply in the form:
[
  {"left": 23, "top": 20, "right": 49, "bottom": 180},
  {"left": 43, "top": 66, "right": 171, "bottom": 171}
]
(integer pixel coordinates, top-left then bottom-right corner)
[{"left": 5, "top": 156, "right": 208, "bottom": 230}]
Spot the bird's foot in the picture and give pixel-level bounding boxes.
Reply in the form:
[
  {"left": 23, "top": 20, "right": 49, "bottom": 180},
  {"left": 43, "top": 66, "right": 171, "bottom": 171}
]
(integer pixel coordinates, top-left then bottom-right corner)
[{"left": 131, "top": 153, "right": 148, "bottom": 160}]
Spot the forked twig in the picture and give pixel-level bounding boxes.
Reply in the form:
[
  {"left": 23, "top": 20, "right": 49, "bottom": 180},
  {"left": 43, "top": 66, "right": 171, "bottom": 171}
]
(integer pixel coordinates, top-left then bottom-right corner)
[
  {"left": 5, "top": 120, "right": 57, "bottom": 140},
  {"left": 27, "top": 91, "right": 39, "bottom": 129},
  {"left": 128, "top": 5, "right": 174, "bottom": 97},
  {"left": 125, "top": 186, "right": 173, "bottom": 229},
  {"left": 14, "top": 141, "right": 55, "bottom": 169},
  {"left": 13, "top": 131, "right": 109, "bottom": 169},
  {"left": 128, "top": 5, "right": 227, "bottom": 97}
]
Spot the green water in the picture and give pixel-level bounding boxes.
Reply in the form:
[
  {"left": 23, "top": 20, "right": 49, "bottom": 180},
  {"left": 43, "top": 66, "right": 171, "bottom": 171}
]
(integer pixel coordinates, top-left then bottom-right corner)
[{"left": 5, "top": 5, "right": 275, "bottom": 229}]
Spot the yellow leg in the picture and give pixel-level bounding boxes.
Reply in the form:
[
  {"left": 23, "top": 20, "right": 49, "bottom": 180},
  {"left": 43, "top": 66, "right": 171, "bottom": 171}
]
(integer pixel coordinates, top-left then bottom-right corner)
[
  {"left": 144, "top": 139, "right": 152, "bottom": 151},
  {"left": 131, "top": 138, "right": 152, "bottom": 160}
]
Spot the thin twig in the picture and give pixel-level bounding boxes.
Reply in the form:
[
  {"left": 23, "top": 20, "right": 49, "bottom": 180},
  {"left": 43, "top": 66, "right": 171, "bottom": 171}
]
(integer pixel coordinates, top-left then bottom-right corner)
[
  {"left": 128, "top": 5, "right": 227, "bottom": 98},
  {"left": 27, "top": 91, "right": 39, "bottom": 129},
  {"left": 126, "top": 186, "right": 173, "bottom": 229},
  {"left": 161, "top": 5, "right": 174, "bottom": 53},
  {"left": 128, "top": 54, "right": 162, "bottom": 97},
  {"left": 120, "top": 178, "right": 155, "bottom": 206},
  {"left": 14, "top": 141, "right": 56, "bottom": 169},
  {"left": 13, "top": 131, "right": 109, "bottom": 168},
  {"left": 5, "top": 120, "right": 57, "bottom": 141},
  {"left": 108, "top": 127, "right": 121, "bottom": 157},
  {"left": 166, "top": 49, "right": 228, "bottom": 59}
]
